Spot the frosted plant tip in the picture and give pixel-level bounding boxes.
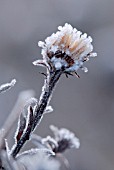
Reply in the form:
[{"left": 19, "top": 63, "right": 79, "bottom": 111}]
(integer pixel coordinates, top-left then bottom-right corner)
[
  {"left": 35, "top": 23, "right": 97, "bottom": 75},
  {"left": 0, "top": 79, "right": 16, "bottom": 94},
  {"left": 11, "top": 79, "right": 16, "bottom": 86}
]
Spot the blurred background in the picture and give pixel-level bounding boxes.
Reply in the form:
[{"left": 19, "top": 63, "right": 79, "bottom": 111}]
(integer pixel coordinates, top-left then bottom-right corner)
[{"left": 0, "top": 0, "right": 114, "bottom": 169}]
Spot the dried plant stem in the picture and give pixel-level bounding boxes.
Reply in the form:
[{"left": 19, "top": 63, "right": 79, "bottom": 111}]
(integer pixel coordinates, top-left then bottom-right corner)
[{"left": 11, "top": 70, "right": 63, "bottom": 158}]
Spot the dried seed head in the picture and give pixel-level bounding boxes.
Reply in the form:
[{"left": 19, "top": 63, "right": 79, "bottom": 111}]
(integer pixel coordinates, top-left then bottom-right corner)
[
  {"left": 35, "top": 23, "right": 97, "bottom": 73},
  {"left": 31, "top": 126, "right": 80, "bottom": 154},
  {"left": 50, "top": 125, "right": 80, "bottom": 152}
]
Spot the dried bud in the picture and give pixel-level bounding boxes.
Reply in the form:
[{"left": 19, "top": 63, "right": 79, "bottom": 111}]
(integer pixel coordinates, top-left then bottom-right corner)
[{"left": 50, "top": 125, "right": 80, "bottom": 153}]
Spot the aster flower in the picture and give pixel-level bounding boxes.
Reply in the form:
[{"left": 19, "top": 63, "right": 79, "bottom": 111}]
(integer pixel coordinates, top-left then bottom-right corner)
[{"left": 33, "top": 23, "right": 97, "bottom": 75}]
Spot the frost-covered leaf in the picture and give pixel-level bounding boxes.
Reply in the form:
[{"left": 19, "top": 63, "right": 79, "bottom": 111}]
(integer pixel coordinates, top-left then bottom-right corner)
[
  {"left": 22, "top": 98, "right": 38, "bottom": 118},
  {"left": 33, "top": 60, "right": 50, "bottom": 70},
  {"left": 14, "top": 98, "right": 38, "bottom": 143},
  {"left": 15, "top": 106, "right": 34, "bottom": 143},
  {"left": 22, "top": 106, "right": 34, "bottom": 140},
  {"left": 0, "top": 79, "right": 16, "bottom": 94},
  {"left": 14, "top": 113, "right": 26, "bottom": 143}
]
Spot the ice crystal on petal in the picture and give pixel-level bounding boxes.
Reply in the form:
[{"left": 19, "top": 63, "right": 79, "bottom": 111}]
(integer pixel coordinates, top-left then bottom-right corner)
[{"left": 36, "top": 23, "right": 97, "bottom": 73}]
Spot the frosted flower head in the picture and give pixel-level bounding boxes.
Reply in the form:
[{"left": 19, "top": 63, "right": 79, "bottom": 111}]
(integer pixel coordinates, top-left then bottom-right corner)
[
  {"left": 34, "top": 23, "right": 97, "bottom": 74},
  {"left": 50, "top": 125, "right": 80, "bottom": 153}
]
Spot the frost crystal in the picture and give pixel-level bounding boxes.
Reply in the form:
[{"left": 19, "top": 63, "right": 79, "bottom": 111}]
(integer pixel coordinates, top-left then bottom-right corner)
[{"left": 34, "top": 23, "right": 97, "bottom": 73}]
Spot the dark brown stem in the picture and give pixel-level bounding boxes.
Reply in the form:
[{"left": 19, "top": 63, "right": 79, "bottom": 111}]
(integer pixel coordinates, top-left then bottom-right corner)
[{"left": 11, "top": 70, "right": 63, "bottom": 158}]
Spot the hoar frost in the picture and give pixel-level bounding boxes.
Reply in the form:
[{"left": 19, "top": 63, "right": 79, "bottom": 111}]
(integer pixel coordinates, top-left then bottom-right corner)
[{"left": 34, "top": 23, "right": 97, "bottom": 74}]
